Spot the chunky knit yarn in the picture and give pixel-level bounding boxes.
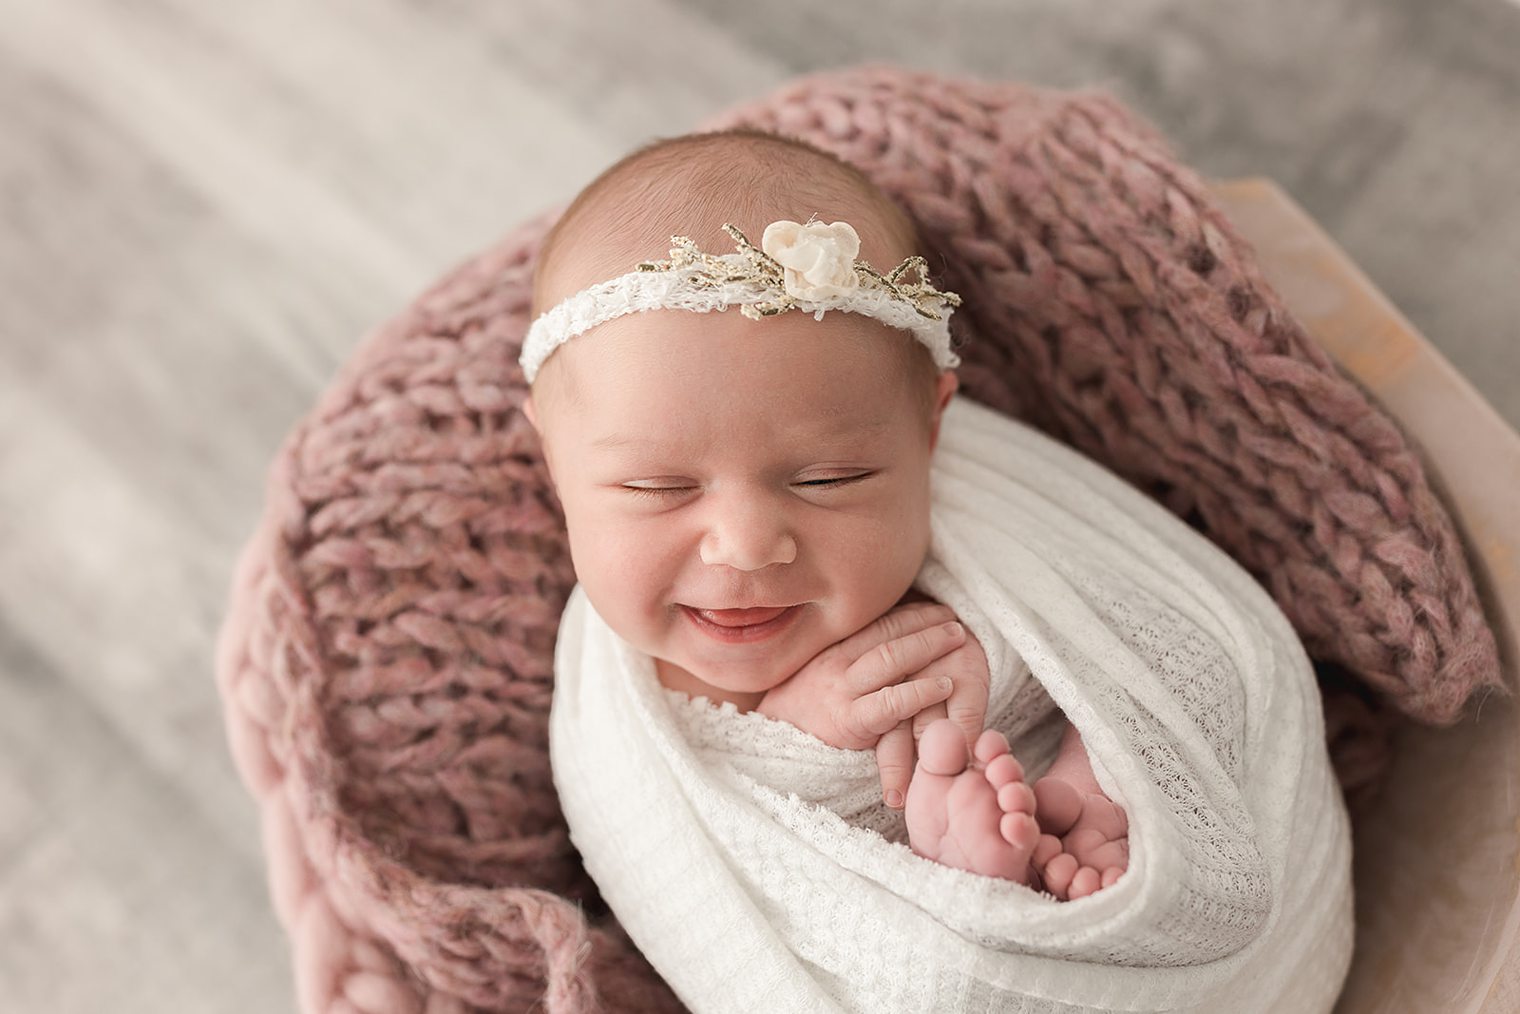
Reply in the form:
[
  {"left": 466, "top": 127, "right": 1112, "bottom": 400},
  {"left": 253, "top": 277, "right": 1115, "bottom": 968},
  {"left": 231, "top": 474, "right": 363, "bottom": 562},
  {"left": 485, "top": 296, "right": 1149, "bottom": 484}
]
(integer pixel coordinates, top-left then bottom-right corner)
[{"left": 214, "top": 63, "right": 1505, "bottom": 1014}]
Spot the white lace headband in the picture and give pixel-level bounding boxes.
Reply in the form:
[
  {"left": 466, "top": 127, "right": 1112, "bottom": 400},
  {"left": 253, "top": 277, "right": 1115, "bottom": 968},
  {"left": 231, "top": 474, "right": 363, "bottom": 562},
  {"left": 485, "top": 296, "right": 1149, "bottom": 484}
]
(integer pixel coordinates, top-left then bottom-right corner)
[{"left": 518, "top": 217, "right": 963, "bottom": 384}]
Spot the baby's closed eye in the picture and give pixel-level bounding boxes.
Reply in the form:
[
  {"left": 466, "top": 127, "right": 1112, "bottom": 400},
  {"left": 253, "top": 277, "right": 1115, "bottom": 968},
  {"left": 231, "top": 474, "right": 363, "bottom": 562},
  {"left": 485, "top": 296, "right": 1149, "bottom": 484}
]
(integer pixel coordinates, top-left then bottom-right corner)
[{"left": 620, "top": 473, "right": 876, "bottom": 499}]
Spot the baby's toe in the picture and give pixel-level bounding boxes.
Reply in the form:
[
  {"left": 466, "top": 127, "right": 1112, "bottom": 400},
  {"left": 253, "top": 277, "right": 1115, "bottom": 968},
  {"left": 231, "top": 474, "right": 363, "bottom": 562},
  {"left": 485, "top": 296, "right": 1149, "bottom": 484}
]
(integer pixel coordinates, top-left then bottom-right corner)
[
  {"left": 983, "top": 752, "right": 1025, "bottom": 790},
  {"left": 1067, "top": 867, "right": 1101, "bottom": 900},
  {"left": 996, "top": 779, "right": 1036, "bottom": 816},
  {"left": 999, "top": 811, "right": 1039, "bottom": 851},
  {"left": 917, "top": 720, "right": 969, "bottom": 777},
  {"left": 1033, "top": 833, "right": 1063, "bottom": 870},
  {"left": 972, "top": 728, "right": 1011, "bottom": 764},
  {"left": 1101, "top": 867, "right": 1125, "bottom": 889},
  {"left": 1087, "top": 839, "right": 1130, "bottom": 873},
  {"left": 1041, "top": 853, "right": 1078, "bottom": 900},
  {"left": 1066, "top": 827, "right": 1110, "bottom": 855}
]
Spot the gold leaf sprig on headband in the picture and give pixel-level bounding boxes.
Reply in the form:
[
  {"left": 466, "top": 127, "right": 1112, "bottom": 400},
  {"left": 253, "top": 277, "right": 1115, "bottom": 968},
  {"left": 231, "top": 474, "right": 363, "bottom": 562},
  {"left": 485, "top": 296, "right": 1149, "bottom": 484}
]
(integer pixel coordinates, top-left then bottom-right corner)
[{"left": 634, "top": 220, "right": 962, "bottom": 324}]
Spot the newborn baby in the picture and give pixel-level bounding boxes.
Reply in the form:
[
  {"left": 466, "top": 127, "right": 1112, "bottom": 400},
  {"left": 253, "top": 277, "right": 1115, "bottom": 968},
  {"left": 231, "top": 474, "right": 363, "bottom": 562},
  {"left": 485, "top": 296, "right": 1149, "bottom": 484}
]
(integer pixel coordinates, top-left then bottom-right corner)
[{"left": 523, "top": 127, "right": 1128, "bottom": 900}]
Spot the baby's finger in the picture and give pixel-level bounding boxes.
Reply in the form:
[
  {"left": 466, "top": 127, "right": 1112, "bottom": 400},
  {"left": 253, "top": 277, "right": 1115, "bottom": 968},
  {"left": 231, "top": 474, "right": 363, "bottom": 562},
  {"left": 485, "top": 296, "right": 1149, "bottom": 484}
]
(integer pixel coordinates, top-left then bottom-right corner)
[
  {"left": 832, "top": 602, "right": 957, "bottom": 669},
  {"left": 844, "top": 621, "right": 966, "bottom": 696},
  {"left": 849, "top": 675, "right": 954, "bottom": 740},
  {"left": 875, "top": 719, "right": 914, "bottom": 809},
  {"left": 944, "top": 666, "right": 991, "bottom": 752}
]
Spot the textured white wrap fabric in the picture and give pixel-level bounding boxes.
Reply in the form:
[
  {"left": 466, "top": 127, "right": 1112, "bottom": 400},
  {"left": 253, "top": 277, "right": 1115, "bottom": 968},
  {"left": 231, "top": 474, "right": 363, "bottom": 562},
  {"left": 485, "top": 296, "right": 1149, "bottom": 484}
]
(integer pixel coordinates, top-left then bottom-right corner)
[{"left": 549, "top": 393, "right": 1355, "bottom": 1013}]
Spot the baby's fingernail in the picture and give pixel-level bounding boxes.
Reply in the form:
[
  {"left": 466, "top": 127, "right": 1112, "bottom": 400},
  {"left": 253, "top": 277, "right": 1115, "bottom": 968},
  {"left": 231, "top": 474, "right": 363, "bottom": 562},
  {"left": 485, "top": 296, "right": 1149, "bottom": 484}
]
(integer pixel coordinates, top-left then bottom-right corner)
[
  {"left": 885, "top": 790, "right": 903, "bottom": 808},
  {"left": 944, "top": 621, "right": 963, "bottom": 637},
  {"left": 937, "top": 677, "right": 953, "bottom": 690}
]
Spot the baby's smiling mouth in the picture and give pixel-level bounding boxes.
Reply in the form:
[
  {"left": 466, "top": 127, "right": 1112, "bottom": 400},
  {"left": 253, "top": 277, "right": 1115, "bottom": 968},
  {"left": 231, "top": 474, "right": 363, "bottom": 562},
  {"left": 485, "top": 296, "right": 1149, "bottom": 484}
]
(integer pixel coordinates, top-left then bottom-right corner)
[
  {"left": 687, "top": 605, "right": 795, "bottom": 627},
  {"left": 678, "top": 604, "right": 805, "bottom": 644}
]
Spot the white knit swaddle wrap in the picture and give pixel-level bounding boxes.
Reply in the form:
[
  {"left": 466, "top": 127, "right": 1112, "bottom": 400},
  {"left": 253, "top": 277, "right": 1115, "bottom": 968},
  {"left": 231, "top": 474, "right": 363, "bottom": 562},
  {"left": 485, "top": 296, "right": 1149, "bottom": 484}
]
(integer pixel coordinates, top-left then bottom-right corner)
[{"left": 549, "top": 393, "right": 1355, "bottom": 1013}]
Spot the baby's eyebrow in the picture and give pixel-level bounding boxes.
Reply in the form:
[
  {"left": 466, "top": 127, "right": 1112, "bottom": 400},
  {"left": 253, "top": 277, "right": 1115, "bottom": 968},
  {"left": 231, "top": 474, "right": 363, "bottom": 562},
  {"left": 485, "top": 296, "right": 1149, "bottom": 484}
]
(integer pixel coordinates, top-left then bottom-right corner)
[{"left": 592, "top": 420, "right": 893, "bottom": 450}]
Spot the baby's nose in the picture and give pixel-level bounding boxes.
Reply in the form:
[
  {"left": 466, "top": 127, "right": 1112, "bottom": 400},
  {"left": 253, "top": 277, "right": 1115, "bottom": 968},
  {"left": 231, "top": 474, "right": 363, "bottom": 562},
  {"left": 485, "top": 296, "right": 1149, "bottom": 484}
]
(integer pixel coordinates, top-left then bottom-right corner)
[{"left": 698, "top": 499, "right": 797, "bottom": 571}]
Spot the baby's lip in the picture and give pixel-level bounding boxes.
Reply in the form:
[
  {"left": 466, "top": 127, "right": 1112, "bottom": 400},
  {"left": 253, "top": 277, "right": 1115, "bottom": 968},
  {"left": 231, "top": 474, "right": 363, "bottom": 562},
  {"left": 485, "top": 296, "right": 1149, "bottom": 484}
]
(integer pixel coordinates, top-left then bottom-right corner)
[{"left": 684, "top": 605, "right": 797, "bottom": 627}]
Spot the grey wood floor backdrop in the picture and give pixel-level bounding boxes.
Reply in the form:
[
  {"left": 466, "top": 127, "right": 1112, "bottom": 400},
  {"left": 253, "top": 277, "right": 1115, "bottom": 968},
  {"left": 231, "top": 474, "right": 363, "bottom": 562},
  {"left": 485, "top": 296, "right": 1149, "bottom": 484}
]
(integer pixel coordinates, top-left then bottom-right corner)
[{"left": 1, "top": 1, "right": 1516, "bottom": 1011}]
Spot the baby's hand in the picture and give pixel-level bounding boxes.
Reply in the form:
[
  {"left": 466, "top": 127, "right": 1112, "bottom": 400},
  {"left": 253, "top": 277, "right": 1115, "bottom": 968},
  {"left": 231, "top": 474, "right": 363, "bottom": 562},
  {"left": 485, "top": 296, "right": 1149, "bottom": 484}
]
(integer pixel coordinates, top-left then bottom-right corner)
[{"left": 755, "top": 601, "right": 966, "bottom": 755}]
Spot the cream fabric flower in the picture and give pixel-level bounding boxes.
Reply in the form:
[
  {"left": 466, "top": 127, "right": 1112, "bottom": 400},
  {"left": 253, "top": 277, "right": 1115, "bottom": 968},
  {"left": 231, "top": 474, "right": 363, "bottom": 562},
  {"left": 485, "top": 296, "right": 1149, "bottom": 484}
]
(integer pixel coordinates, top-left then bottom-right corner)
[{"left": 760, "top": 219, "right": 862, "bottom": 301}]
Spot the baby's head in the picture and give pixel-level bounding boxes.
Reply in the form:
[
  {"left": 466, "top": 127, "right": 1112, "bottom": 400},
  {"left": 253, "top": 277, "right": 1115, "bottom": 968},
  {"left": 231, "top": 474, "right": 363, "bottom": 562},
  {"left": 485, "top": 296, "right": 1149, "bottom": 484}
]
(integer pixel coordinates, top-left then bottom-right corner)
[{"left": 522, "top": 128, "right": 960, "bottom": 707}]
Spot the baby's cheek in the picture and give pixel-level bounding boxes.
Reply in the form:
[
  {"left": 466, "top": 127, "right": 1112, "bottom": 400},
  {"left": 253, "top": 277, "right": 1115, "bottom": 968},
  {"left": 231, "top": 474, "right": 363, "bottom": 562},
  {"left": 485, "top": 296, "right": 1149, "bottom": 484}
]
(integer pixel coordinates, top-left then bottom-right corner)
[
  {"left": 561, "top": 524, "right": 654, "bottom": 636},
  {"left": 873, "top": 508, "right": 935, "bottom": 592}
]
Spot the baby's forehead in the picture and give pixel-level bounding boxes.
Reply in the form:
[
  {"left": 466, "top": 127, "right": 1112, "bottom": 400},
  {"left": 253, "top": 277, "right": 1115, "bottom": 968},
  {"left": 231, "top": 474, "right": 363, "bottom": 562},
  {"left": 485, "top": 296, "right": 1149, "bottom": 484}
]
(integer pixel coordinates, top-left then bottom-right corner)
[
  {"left": 590, "top": 405, "right": 902, "bottom": 458},
  {"left": 587, "top": 383, "right": 917, "bottom": 456},
  {"left": 543, "top": 316, "right": 928, "bottom": 418}
]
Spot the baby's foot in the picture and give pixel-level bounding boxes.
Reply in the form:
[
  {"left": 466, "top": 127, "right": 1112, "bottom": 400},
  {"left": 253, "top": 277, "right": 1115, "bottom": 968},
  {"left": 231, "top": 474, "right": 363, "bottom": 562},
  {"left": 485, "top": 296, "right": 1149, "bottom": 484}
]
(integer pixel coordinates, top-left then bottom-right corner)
[
  {"left": 904, "top": 719, "right": 1040, "bottom": 886},
  {"left": 1030, "top": 774, "right": 1129, "bottom": 900}
]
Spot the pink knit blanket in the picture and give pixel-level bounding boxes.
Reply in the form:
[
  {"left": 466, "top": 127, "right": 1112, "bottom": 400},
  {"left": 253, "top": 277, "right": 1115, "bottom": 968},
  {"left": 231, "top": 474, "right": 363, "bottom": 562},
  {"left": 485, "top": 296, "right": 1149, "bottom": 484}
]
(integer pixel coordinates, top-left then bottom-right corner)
[{"left": 214, "top": 63, "right": 1504, "bottom": 1013}]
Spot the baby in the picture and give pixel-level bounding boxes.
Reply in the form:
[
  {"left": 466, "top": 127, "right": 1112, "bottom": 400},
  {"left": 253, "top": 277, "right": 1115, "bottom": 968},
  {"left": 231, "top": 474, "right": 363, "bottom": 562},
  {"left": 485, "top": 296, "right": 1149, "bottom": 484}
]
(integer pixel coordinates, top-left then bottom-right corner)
[{"left": 522, "top": 127, "right": 1128, "bottom": 900}]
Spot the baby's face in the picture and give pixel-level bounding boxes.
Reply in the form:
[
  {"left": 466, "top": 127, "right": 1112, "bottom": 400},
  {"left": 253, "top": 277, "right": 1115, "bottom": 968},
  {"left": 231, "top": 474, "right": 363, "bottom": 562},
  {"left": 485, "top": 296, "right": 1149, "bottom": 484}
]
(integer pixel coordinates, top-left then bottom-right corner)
[{"left": 525, "top": 305, "right": 957, "bottom": 703}]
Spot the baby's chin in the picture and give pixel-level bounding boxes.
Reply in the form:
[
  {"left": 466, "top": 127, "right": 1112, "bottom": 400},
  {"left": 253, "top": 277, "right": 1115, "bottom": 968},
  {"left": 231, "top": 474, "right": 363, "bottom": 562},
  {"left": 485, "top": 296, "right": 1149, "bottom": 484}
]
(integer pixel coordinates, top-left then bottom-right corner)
[
  {"left": 654, "top": 622, "right": 828, "bottom": 703},
  {"left": 659, "top": 651, "right": 801, "bottom": 696}
]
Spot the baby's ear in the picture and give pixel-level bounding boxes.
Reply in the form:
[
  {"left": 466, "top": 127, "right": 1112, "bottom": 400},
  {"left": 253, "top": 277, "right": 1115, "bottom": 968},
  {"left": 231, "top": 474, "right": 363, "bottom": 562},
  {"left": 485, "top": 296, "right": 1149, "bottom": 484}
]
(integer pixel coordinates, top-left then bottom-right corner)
[
  {"left": 522, "top": 395, "right": 558, "bottom": 473},
  {"left": 928, "top": 370, "right": 959, "bottom": 454}
]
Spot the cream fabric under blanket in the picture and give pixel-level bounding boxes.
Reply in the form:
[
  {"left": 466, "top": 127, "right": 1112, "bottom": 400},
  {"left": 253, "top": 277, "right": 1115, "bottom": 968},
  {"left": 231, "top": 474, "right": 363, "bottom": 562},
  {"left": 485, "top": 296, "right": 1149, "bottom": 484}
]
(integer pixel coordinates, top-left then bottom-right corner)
[{"left": 549, "top": 393, "right": 1355, "bottom": 1013}]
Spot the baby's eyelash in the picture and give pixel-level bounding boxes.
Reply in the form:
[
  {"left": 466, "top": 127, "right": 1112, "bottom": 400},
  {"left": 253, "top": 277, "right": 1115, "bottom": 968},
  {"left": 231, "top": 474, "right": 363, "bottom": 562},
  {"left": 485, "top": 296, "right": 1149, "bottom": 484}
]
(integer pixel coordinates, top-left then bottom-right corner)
[
  {"left": 622, "top": 474, "right": 872, "bottom": 499},
  {"left": 800, "top": 475, "right": 871, "bottom": 488},
  {"left": 623, "top": 485, "right": 687, "bottom": 500}
]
